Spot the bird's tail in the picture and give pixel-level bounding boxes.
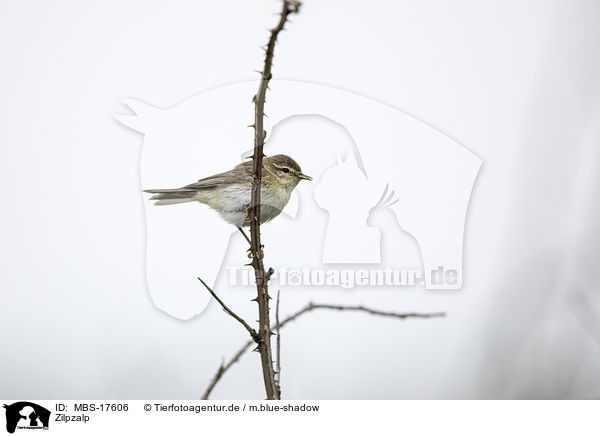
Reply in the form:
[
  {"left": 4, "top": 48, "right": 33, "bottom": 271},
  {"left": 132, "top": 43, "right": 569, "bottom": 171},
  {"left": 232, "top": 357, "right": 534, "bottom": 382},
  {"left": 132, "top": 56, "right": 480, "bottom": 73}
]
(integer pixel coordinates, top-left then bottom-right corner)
[{"left": 144, "top": 188, "right": 196, "bottom": 206}]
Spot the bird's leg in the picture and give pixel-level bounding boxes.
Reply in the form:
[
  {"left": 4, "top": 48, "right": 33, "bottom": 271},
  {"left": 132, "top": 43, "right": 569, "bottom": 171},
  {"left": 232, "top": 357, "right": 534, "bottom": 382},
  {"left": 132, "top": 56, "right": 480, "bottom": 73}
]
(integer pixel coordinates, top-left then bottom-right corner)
[
  {"left": 238, "top": 227, "right": 254, "bottom": 258},
  {"left": 242, "top": 207, "right": 264, "bottom": 258}
]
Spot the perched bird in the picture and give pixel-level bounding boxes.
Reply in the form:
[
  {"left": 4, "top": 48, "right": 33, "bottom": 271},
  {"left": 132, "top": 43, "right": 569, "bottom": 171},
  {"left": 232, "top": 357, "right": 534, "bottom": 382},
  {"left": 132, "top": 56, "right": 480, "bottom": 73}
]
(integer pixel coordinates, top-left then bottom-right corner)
[{"left": 145, "top": 154, "right": 312, "bottom": 228}]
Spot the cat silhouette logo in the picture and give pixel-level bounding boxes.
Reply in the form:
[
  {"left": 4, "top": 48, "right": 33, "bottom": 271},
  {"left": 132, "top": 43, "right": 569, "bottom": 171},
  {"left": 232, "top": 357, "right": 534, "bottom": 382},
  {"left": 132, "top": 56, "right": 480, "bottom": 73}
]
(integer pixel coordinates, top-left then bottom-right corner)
[
  {"left": 3, "top": 402, "right": 50, "bottom": 433},
  {"left": 115, "top": 80, "right": 482, "bottom": 320}
]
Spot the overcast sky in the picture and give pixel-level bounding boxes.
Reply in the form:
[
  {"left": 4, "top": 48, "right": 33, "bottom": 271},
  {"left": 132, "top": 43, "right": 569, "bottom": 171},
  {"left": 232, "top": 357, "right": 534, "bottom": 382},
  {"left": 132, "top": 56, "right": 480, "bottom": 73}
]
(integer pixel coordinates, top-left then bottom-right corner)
[{"left": 1, "top": 0, "right": 599, "bottom": 399}]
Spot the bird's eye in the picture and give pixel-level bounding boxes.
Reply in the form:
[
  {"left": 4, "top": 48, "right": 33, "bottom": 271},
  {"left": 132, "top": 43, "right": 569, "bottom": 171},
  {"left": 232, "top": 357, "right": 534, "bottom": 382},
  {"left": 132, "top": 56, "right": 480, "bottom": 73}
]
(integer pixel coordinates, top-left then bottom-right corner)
[{"left": 281, "top": 168, "right": 290, "bottom": 173}]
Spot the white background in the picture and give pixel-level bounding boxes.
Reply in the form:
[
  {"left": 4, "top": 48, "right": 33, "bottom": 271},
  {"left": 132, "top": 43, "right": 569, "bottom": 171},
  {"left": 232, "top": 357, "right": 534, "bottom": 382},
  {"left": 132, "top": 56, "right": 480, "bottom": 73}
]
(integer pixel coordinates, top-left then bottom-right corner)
[{"left": 1, "top": 0, "right": 599, "bottom": 399}]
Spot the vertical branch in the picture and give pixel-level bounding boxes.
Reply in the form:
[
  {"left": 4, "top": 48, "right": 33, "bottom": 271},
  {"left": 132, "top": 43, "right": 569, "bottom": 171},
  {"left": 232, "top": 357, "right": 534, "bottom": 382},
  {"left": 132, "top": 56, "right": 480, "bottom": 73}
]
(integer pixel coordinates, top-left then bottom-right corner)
[
  {"left": 275, "top": 290, "right": 282, "bottom": 398},
  {"left": 249, "top": 0, "right": 301, "bottom": 400}
]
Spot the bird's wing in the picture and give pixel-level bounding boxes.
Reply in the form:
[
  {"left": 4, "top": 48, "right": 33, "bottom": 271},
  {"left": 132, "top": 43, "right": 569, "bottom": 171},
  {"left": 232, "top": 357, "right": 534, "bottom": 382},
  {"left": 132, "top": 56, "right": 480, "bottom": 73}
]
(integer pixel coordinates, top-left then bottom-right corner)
[
  {"left": 144, "top": 161, "right": 253, "bottom": 198},
  {"left": 183, "top": 161, "right": 253, "bottom": 190}
]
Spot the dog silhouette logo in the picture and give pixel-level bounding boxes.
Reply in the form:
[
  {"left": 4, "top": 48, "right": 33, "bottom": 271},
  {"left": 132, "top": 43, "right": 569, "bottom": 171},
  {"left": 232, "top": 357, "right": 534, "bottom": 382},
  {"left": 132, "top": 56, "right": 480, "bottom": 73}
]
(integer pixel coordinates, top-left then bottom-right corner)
[{"left": 3, "top": 402, "right": 50, "bottom": 433}]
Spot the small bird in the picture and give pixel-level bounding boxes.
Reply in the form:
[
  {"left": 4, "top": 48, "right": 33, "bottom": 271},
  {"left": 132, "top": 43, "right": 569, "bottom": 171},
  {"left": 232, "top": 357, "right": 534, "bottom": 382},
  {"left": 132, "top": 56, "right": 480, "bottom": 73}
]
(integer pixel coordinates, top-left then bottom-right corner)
[{"left": 144, "top": 154, "right": 312, "bottom": 228}]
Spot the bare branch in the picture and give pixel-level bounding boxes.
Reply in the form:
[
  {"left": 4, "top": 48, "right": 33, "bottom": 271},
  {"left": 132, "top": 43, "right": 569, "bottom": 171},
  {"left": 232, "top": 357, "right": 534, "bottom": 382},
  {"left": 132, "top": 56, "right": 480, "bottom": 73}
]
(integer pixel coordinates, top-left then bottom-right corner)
[
  {"left": 202, "top": 302, "right": 445, "bottom": 399},
  {"left": 303, "top": 304, "right": 446, "bottom": 320},
  {"left": 248, "top": 0, "right": 301, "bottom": 400},
  {"left": 201, "top": 339, "right": 254, "bottom": 400},
  {"left": 198, "top": 277, "right": 259, "bottom": 343},
  {"left": 275, "top": 290, "right": 282, "bottom": 399}
]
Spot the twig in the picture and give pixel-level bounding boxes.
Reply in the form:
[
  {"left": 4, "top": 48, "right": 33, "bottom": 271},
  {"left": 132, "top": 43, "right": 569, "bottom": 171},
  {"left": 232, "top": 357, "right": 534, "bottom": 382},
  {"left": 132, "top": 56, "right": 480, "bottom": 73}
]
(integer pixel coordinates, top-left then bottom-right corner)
[
  {"left": 198, "top": 277, "right": 259, "bottom": 343},
  {"left": 237, "top": 226, "right": 252, "bottom": 246},
  {"left": 201, "top": 302, "right": 445, "bottom": 399},
  {"left": 303, "top": 304, "right": 446, "bottom": 320},
  {"left": 248, "top": 0, "right": 301, "bottom": 400},
  {"left": 275, "top": 290, "right": 281, "bottom": 398},
  {"left": 201, "top": 340, "right": 254, "bottom": 400}
]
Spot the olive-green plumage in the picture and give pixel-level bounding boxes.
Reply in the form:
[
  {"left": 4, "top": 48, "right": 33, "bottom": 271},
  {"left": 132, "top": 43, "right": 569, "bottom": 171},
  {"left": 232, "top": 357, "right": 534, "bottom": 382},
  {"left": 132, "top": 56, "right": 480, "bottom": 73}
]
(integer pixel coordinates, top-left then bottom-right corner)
[{"left": 144, "top": 154, "right": 311, "bottom": 227}]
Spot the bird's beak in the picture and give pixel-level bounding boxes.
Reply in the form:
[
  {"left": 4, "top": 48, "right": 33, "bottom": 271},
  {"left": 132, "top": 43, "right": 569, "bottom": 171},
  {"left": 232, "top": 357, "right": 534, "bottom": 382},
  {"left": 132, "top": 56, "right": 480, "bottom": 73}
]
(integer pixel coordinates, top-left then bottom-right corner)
[{"left": 297, "top": 173, "right": 312, "bottom": 181}]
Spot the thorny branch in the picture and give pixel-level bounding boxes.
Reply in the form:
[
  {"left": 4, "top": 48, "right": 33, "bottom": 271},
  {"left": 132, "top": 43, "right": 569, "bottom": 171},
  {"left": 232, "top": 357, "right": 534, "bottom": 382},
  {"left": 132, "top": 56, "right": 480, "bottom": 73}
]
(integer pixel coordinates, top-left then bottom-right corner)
[
  {"left": 199, "top": 0, "right": 446, "bottom": 402},
  {"left": 275, "top": 290, "right": 281, "bottom": 398},
  {"left": 201, "top": 303, "right": 445, "bottom": 400},
  {"left": 248, "top": 0, "right": 301, "bottom": 400}
]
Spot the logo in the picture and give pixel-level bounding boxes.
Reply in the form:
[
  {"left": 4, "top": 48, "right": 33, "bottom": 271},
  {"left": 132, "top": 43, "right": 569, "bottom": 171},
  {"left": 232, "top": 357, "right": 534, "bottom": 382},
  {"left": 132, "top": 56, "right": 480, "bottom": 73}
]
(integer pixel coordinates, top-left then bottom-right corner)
[
  {"left": 3, "top": 402, "right": 50, "bottom": 433},
  {"left": 115, "top": 80, "right": 482, "bottom": 320}
]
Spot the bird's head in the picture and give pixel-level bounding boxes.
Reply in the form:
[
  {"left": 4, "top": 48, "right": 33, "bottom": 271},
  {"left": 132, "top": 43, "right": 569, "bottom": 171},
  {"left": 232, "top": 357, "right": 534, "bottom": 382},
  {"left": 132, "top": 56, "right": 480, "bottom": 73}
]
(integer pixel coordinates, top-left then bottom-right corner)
[{"left": 263, "top": 154, "right": 312, "bottom": 189}]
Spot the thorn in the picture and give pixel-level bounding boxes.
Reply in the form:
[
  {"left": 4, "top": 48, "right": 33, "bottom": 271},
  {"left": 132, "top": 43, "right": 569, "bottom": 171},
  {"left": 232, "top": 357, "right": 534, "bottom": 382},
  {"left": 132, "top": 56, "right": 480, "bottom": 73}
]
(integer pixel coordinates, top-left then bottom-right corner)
[
  {"left": 252, "top": 346, "right": 260, "bottom": 352},
  {"left": 250, "top": 297, "right": 258, "bottom": 302}
]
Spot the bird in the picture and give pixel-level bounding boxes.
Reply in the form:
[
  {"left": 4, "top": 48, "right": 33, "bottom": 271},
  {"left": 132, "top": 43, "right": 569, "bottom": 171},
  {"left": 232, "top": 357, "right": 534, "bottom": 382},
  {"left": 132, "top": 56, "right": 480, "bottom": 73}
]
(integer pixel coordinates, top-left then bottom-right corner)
[{"left": 144, "top": 154, "right": 312, "bottom": 228}]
